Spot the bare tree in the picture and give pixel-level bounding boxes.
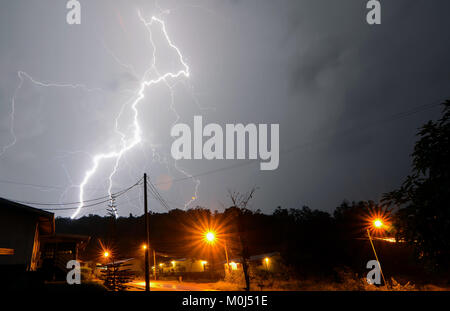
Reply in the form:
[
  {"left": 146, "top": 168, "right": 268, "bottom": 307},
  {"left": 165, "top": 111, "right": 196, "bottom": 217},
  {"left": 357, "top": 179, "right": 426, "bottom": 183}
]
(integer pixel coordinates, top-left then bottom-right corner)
[{"left": 227, "top": 188, "right": 257, "bottom": 291}]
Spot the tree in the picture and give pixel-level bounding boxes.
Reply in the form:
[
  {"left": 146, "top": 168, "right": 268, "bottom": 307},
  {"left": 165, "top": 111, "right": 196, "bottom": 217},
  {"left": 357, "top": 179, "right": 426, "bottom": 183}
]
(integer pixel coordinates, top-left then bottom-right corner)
[
  {"left": 227, "top": 188, "right": 257, "bottom": 291},
  {"left": 383, "top": 100, "right": 450, "bottom": 271}
]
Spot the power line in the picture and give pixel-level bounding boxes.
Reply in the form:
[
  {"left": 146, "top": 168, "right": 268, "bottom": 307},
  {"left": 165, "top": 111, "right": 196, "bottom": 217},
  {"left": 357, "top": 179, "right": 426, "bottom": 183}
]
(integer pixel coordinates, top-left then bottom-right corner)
[
  {"left": 146, "top": 177, "right": 172, "bottom": 211},
  {"left": 0, "top": 179, "right": 65, "bottom": 190},
  {"left": 0, "top": 99, "right": 445, "bottom": 210},
  {"left": 153, "top": 99, "right": 445, "bottom": 185},
  {"left": 0, "top": 178, "right": 123, "bottom": 191},
  {"left": 5, "top": 177, "right": 143, "bottom": 208},
  {"left": 147, "top": 183, "right": 171, "bottom": 211},
  {"left": 281, "top": 100, "right": 443, "bottom": 156},
  {"left": 43, "top": 195, "right": 144, "bottom": 212},
  {"left": 41, "top": 198, "right": 116, "bottom": 211}
]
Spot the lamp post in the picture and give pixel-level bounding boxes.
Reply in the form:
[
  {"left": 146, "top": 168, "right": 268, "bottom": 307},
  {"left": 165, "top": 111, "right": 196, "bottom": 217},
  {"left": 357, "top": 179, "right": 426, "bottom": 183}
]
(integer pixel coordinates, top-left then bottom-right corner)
[
  {"left": 153, "top": 249, "right": 157, "bottom": 281},
  {"left": 367, "top": 218, "right": 387, "bottom": 287},
  {"left": 104, "top": 250, "right": 116, "bottom": 291},
  {"left": 204, "top": 231, "right": 230, "bottom": 274},
  {"left": 224, "top": 240, "right": 230, "bottom": 274},
  {"left": 143, "top": 173, "right": 150, "bottom": 292}
]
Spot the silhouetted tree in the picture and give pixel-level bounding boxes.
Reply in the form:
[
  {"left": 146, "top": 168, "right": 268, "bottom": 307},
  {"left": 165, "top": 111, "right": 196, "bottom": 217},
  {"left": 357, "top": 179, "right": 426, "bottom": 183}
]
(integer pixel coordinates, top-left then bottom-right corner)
[
  {"left": 228, "top": 188, "right": 257, "bottom": 291},
  {"left": 383, "top": 100, "right": 450, "bottom": 271}
]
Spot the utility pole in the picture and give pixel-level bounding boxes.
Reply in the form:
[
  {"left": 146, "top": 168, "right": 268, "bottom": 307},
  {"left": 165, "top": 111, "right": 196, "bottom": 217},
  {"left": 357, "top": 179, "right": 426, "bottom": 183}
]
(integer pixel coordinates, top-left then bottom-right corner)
[
  {"left": 224, "top": 240, "right": 230, "bottom": 274},
  {"left": 144, "top": 173, "right": 150, "bottom": 291},
  {"left": 153, "top": 249, "right": 157, "bottom": 281},
  {"left": 367, "top": 229, "right": 387, "bottom": 287},
  {"left": 107, "top": 197, "right": 117, "bottom": 291}
]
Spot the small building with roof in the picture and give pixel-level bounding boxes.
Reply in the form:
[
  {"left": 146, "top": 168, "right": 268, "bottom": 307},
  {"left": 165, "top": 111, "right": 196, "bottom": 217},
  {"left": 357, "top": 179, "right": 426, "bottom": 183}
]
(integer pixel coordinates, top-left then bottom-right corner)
[
  {"left": 0, "top": 198, "right": 54, "bottom": 271},
  {"left": 0, "top": 197, "right": 90, "bottom": 285}
]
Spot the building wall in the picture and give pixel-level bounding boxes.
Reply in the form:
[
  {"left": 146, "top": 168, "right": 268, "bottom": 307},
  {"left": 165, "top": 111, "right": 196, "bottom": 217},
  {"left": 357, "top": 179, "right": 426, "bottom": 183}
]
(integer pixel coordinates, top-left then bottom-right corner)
[
  {"left": 0, "top": 209, "right": 39, "bottom": 270},
  {"left": 160, "top": 259, "right": 208, "bottom": 273},
  {"left": 29, "top": 224, "right": 40, "bottom": 271},
  {"left": 180, "top": 260, "right": 207, "bottom": 272},
  {"left": 223, "top": 254, "right": 283, "bottom": 274}
]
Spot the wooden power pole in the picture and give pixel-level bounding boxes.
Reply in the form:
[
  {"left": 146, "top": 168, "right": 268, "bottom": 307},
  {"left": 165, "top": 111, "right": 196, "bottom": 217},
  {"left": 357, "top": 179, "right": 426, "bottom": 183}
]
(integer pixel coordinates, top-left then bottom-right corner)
[
  {"left": 144, "top": 173, "right": 150, "bottom": 291},
  {"left": 153, "top": 249, "right": 157, "bottom": 281}
]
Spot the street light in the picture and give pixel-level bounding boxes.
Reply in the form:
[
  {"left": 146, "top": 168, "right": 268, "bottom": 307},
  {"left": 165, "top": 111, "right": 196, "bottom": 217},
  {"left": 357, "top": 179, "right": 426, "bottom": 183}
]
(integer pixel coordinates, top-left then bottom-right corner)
[
  {"left": 205, "top": 231, "right": 216, "bottom": 243},
  {"left": 203, "top": 230, "right": 230, "bottom": 272},
  {"left": 142, "top": 244, "right": 147, "bottom": 250},
  {"left": 102, "top": 250, "right": 117, "bottom": 289},
  {"left": 373, "top": 219, "right": 383, "bottom": 229}
]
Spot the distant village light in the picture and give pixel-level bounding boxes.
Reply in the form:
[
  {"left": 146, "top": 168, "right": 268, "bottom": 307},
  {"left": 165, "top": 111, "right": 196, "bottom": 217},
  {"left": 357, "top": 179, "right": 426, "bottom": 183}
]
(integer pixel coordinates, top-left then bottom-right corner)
[
  {"left": 264, "top": 257, "right": 270, "bottom": 271},
  {"left": 201, "top": 260, "right": 208, "bottom": 272}
]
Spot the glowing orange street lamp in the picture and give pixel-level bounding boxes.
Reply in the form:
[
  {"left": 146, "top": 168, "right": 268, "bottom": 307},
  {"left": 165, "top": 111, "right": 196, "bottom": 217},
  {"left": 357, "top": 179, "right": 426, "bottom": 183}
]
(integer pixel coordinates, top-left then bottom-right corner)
[
  {"left": 203, "top": 230, "right": 231, "bottom": 273},
  {"left": 373, "top": 219, "right": 383, "bottom": 229},
  {"left": 142, "top": 244, "right": 147, "bottom": 250},
  {"left": 103, "top": 251, "right": 110, "bottom": 258},
  {"left": 205, "top": 231, "right": 216, "bottom": 243},
  {"left": 264, "top": 257, "right": 270, "bottom": 271}
]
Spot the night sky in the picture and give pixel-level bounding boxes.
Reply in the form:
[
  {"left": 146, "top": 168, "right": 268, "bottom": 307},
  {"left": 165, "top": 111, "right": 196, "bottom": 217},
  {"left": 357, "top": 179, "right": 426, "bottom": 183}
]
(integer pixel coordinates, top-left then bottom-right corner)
[{"left": 0, "top": 0, "right": 449, "bottom": 218}]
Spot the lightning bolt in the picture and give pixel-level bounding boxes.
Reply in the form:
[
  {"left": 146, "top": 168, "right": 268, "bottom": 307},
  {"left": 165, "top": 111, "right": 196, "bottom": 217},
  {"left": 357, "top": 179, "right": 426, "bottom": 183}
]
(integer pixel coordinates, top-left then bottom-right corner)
[
  {"left": 1, "top": 10, "right": 200, "bottom": 218},
  {"left": 0, "top": 71, "right": 103, "bottom": 157},
  {"left": 71, "top": 12, "right": 192, "bottom": 219}
]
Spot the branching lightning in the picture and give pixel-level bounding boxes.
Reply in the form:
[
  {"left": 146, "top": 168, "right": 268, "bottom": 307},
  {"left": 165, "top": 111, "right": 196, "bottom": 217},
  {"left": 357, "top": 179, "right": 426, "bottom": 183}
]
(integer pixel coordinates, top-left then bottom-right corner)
[
  {"left": 1, "top": 11, "right": 201, "bottom": 218},
  {"left": 72, "top": 12, "right": 195, "bottom": 219},
  {"left": 0, "top": 71, "right": 103, "bottom": 157}
]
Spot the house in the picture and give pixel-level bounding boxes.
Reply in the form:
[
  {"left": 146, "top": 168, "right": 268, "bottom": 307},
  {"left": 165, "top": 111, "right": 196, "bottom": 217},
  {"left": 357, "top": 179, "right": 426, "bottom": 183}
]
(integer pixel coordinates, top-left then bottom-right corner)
[
  {"left": 39, "top": 233, "right": 90, "bottom": 280},
  {"left": 223, "top": 252, "right": 282, "bottom": 274},
  {"left": 159, "top": 258, "right": 209, "bottom": 274},
  {"left": 0, "top": 197, "right": 90, "bottom": 284},
  {"left": 0, "top": 198, "right": 54, "bottom": 271},
  {"left": 94, "top": 257, "right": 142, "bottom": 279}
]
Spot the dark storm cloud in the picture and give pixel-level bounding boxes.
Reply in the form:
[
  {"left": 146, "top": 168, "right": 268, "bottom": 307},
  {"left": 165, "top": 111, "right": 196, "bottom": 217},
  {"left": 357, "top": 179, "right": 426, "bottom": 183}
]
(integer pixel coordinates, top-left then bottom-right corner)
[{"left": 277, "top": 0, "right": 450, "bottom": 211}]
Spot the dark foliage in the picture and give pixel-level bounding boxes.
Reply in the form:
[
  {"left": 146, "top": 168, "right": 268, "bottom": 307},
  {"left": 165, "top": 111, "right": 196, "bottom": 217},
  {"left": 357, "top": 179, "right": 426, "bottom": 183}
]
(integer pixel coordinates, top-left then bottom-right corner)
[
  {"left": 56, "top": 201, "right": 397, "bottom": 279},
  {"left": 383, "top": 100, "right": 450, "bottom": 271}
]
